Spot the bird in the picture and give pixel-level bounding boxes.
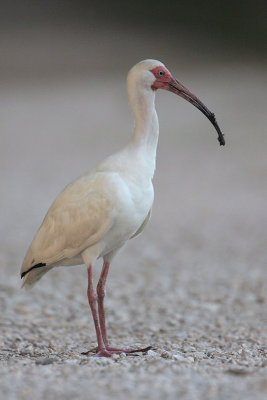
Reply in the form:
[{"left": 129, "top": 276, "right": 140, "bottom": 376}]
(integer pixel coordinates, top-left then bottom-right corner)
[{"left": 20, "top": 59, "right": 225, "bottom": 357}]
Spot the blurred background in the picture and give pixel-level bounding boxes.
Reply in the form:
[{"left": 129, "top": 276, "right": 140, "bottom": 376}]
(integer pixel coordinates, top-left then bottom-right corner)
[
  {"left": 1, "top": 0, "right": 266, "bottom": 81},
  {"left": 0, "top": 0, "right": 266, "bottom": 283},
  {"left": 1, "top": 0, "right": 267, "bottom": 277},
  {"left": 0, "top": 2, "right": 267, "bottom": 398},
  {"left": 1, "top": 0, "right": 266, "bottom": 251}
]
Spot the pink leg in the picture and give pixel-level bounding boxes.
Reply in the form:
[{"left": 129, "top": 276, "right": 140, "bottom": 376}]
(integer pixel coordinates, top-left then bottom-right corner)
[
  {"left": 96, "top": 261, "right": 152, "bottom": 355},
  {"left": 97, "top": 261, "right": 110, "bottom": 347},
  {"left": 83, "top": 263, "right": 151, "bottom": 357},
  {"left": 86, "top": 265, "right": 112, "bottom": 357}
]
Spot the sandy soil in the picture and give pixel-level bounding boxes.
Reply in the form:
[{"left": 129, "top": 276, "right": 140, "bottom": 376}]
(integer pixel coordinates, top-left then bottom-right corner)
[{"left": 0, "top": 27, "right": 267, "bottom": 399}]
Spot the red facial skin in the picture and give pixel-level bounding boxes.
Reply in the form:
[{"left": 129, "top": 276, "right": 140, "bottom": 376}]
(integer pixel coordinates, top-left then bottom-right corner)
[
  {"left": 150, "top": 66, "right": 172, "bottom": 90},
  {"left": 149, "top": 66, "right": 225, "bottom": 146}
]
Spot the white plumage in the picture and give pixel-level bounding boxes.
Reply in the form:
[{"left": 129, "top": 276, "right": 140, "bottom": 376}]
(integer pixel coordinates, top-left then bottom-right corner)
[{"left": 21, "top": 59, "right": 224, "bottom": 357}]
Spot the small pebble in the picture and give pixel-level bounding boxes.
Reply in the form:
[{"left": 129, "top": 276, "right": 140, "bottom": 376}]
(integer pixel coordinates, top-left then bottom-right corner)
[
  {"left": 187, "top": 356, "right": 195, "bottom": 363},
  {"left": 161, "top": 351, "right": 172, "bottom": 359},
  {"left": 226, "top": 367, "right": 253, "bottom": 375},
  {"left": 35, "top": 357, "right": 56, "bottom": 365},
  {"left": 173, "top": 354, "right": 187, "bottom": 362},
  {"left": 147, "top": 350, "right": 158, "bottom": 358}
]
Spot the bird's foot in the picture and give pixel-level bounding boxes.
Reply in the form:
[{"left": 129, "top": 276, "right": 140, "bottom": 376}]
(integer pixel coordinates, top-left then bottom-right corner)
[
  {"left": 81, "top": 345, "right": 152, "bottom": 357},
  {"left": 92, "top": 349, "right": 113, "bottom": 357},
  {"left": 81, "top": 347, "right": 113, "bottom": 357},
  {"left": 107, "top": 345, "right": 152, "bottom": 355}
]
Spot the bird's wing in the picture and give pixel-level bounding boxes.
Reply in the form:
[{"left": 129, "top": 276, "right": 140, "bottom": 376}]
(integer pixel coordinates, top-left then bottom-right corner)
[
  {"left": 130, "top": 209, "right": 151, "bottom": 239},
  {"left": 20, "top": 173, "right": 114, "bottom": 276}
]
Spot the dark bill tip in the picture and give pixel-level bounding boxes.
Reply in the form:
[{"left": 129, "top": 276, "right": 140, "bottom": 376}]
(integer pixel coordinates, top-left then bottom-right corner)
[{"left": 208, "top": 113, "right": 225, "bottom": 146}]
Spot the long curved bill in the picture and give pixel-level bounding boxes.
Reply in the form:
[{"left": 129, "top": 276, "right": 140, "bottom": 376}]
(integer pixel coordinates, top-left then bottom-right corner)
[{"left": 168, "top": 77, "right": 225, "bottom": 146}]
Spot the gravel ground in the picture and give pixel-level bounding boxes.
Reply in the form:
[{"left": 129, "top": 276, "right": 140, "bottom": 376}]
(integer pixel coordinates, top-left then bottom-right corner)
[{"left": 0, "top": 27, "right": 267, "bottom": 400}]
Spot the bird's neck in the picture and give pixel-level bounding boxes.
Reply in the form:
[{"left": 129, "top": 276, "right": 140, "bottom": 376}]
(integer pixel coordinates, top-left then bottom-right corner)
[{"left": 128, "top": 87, "right": 159, "bottom": 177}]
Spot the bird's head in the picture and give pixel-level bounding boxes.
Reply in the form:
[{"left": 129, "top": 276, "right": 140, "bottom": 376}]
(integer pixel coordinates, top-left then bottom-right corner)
[{"left": 128, "top": 59, "right": 225, "bottom": 146}]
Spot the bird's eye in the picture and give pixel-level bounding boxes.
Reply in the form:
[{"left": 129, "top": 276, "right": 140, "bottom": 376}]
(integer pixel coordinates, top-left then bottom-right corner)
[{"left": 158, "top": 70, "right": 165, "bottom": 77}]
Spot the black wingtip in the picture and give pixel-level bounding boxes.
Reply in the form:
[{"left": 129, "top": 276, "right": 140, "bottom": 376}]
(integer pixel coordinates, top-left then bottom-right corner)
[{"left": 21, "top": 262, "right": 46, "bottom": 279}]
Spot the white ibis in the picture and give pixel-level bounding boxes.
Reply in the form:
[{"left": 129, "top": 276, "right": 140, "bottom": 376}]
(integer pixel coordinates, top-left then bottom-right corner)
[{"left": 20, "top": 59, "right": 225, "bottom": 357}]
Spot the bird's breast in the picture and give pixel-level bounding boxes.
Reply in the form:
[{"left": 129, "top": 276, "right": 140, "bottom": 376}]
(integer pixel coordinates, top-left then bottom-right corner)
[{"left": 99, "top": 171, "right": 154, "bottom": 257}]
